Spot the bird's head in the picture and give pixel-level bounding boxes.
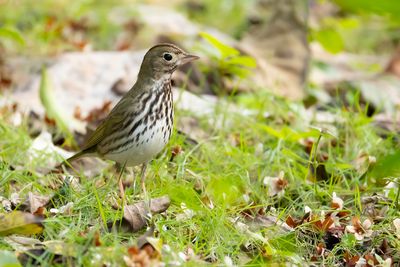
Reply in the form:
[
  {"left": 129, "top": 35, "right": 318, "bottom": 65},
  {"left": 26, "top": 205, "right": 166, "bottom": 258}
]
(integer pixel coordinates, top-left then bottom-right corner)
[{"left": 139, "top": 43, "right": 199, "bottom": 81}]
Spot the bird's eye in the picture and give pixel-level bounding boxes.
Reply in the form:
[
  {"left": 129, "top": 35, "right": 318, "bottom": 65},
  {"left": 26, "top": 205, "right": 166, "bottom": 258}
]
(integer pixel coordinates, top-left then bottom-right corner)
[{"left": 163, "top": 53, "right": 173, "bottom": 61}]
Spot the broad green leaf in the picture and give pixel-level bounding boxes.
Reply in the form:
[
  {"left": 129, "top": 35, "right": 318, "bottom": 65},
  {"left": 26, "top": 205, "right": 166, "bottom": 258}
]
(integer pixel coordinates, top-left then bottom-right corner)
[
  {"left": 370, "top": 150, "right": 400, "bottom": 180},
  {"left": 0, "top": 27, "right": 25, "bottom": 46},
  {"left": 338, "top": 17, "right": 360, "bottom": 30},
  {"left": 313, "top": 29, "right": 344, "bottom": 54},
  {"left": 227, "top": 65, "right": 252, "bottom": 78},
  {"left": 200, "top": 32, "right": 239, "bottom": 58},
  {"left": 225, "top": 56, "right": 257, "bottom": 68},
  {"left": 0, "top": 211, "right": 44, "bottom": 236},
  {"left": 262, "top": 125, "right": 284, "bottom": 139},
  {"left": 206, "top": 176, "right": 242, "bottom": 206},
  {"left": 263, "top": 126, "right": 320, "bottom": 142},
  {"left": 43, "top": 241, "right": 78, "bottom": 257},
  {"left": 39, "top": 67, "right": 75, "bottom": 143},
  {"left": 0, "top": 250, "right": 22, "bottom": 267},
  {"left": 334, "top": 0, "right": 400, "bottom": 18}
]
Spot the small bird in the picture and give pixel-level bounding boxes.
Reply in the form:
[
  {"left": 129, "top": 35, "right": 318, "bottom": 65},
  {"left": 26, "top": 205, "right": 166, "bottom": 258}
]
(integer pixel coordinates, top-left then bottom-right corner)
[{"left": 66, "top": 43, "right": 199, "bottom": 199}]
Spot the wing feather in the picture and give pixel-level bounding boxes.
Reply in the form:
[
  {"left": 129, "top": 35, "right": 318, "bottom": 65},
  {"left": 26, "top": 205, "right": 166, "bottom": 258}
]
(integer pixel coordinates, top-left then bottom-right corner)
[{"left": 82, "top": 95, "right": 134, "bottom": 151}]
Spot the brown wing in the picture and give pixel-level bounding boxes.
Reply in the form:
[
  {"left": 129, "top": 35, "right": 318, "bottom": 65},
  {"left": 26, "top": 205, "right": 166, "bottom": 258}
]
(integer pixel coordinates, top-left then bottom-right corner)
[{"left": 81, "top": 95, "right": 134, "bottom": 152}]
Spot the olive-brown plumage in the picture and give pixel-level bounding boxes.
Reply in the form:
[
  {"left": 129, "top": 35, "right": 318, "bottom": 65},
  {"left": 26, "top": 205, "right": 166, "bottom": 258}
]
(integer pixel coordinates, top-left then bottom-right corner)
[{"left": 67, "top": 43, "right": 199, "bottom": 197}]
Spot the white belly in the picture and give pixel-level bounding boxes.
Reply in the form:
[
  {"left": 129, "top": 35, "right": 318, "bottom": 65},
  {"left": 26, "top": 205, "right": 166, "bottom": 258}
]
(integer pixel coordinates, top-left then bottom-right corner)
[{"left": 104, "top": 118, "right": 171, "bottom": 166}]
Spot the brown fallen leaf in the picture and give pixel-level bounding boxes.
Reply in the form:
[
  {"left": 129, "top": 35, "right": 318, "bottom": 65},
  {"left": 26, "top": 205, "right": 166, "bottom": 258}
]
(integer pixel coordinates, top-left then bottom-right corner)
[
  {"left": 93, "top": 230, "right": 102, "bottom": 247},
  {"left": 123, "top": 196, "right": 170, "bottom": 232},
  {"left": 124, "top": 245, "right": 161, "bottom": 267},
  {"left": 125, "top": 227, "right": 162, "bottom": 266},
  {"left": 4, "top": 236, "right": 42, "bottom": 252},
  {"left": 362, "top": 195, "right": 390, "bottom": 223},
  {"left": 0, "top": 196, "right": 12, "bottom": 212},
  {"left": 0, "top": 211, "right": 44, "bottom": 236},
  {"left": 246, "top": 214, "right": 292, "bottom": 233},
  {"left": 25, "top": 192, "right": 51, "bottom": 214},
  {"left": 312, "top": 214, "right": 334, "bottom": 232},
  {"left": 343, "top": 251, "right": 361, "bottom": 267},
  {"left": 170, "top": 145, "right": 183, "bottom": 161}
]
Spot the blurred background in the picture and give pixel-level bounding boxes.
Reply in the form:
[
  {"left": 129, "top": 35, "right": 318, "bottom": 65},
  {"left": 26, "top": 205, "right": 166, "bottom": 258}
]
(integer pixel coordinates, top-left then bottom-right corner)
[{"left": 1, "top": 0, "right": 400, "bottom": 160}]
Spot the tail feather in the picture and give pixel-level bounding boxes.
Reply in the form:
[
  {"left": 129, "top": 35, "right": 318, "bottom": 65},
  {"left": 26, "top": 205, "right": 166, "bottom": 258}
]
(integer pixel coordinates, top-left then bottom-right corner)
[
  {"left": 63, "top": 145, "right": 98, "bottom": 165},
  {"left": 49, "top": 150, "right": 86, "bottom": 174},
  {"left": 64, "top": 150, "right": 85, "bottom": 164}
]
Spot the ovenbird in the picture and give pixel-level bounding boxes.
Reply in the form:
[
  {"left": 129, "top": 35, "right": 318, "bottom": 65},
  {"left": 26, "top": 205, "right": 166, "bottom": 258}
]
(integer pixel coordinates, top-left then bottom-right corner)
[{"left": 66, "top": 43, "right": 199, "bottom": 197}]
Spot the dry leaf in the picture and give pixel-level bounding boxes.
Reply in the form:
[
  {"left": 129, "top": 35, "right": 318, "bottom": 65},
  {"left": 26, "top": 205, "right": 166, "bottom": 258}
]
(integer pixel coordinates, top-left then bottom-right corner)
[
  {"left": 354, "top": 152, "right": 376, "bottom": 174},
  {"left": 263, "top": 171, "right": 288, "bottom": 197},
  {"left": 124, "top": 245, "right": 161, "bottom": 267},
  {"left": 248, "top": 214, "right": 292, "bottom": 233},
  {"left": 93, "top": 230, "right": 102, "bottom": 247},
  {"left": 312, "top": 213, "right": 334, "bottom": 232},
  {"left": 170, "top": 145, "right": 183, "bottom": 161},
  {"left": 25, "top": 192, "right": 51, "bottom": 214},
  {"left": 285, "top": 215, "right": 303, "bottom": 229},
  {"left": 10, "top": 192, "right": 22, "bottom": 207},
  {"left": 345, "top": 217, "right": 373, "bottom": 241},
  {"left": 343, "top": 251, "right": 361, "bottom": 267},
  {"left": 0, "top": 211, "right": 44, "bottom": 236},
  {"left": 0, "top": 196, "right": 12, "bottom": 212},
  {"left": 331, "top": 192, "right": 344, "bottom": 210},
  {"left": 123, "top": 196, "right": 170, "bottom": 232},
  {"left": 393, "top": 218, "right": 400, "bottom": 238},
  {"left": 27, "top": 131, "right": 73, "bottom": 173},
  {"left": 4, "top": 236, "right": 42, "bottom": 252}
]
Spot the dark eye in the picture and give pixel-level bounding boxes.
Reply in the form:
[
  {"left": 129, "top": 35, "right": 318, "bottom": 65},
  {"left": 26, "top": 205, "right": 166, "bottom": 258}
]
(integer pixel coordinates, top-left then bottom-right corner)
[{"left": 163, "top": 53, "right": 173, "bottom": 61}]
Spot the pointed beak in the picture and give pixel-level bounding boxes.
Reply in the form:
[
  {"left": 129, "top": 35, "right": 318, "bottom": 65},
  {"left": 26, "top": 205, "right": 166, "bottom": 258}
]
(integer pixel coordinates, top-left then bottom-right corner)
[{"left": 179, "top": 54, "right": 200, "bottom": 65}]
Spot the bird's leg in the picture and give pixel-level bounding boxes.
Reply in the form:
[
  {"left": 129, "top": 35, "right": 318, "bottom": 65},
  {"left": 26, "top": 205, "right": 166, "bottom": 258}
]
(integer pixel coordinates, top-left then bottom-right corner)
[
  {"left": 139, "top": 162, "right": 152, "bottom": 220},
  {"left": 117, "top": 161, "right": 127, "bottom": 205}
]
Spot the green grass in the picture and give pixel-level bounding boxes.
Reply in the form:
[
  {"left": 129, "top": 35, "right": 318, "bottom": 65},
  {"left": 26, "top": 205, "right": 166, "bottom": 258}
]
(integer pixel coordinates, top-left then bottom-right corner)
[{"left": 1, "top": 91, "right": 399, "bottom": 265}]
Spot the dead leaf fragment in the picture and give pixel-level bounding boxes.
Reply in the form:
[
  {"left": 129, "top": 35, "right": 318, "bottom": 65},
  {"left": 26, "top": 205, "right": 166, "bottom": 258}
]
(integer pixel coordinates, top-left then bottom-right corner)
[
  {"left": 4, "top": 236, "right": 42, "bottom": 252},
  {"left": 123, "top": 196, "right": 170, "bottom": 232},
  {"left": 393, "top": 218, "right": 400, "bottom": 238},
  {"left": 263, "top": 171, "right": 288, "bottom": 197},
  {"left": 354, "top": 152, "right": 376, "bottom": 174},
  {"left": 0, "top": 211, "right": 44, "bottom": 236},
  {"left": 124, "top": 244, "right": 161, "bottom": 267},
  {"left": 0, "top": 196, "right": 12, "bottom": 212},
  {"left": 93, "top": 230, "right": 102, "bottom": 247},
  {"left": 345, "top": 217, "right": 373, "bottom": 241},
  {"left": 331, "top": 192, "right": 344, "bottom": 210},
  {"left": 343, "top": 251, "right": 361, "bottom": 267},
  {"left": 26, "top": 192, "right": 51, "bottom": 214}
]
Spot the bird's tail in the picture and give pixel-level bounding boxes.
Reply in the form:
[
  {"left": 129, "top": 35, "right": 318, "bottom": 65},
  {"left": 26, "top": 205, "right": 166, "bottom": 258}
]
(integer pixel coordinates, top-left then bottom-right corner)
[
  {"left": 64, "top": 150, "right": 85, "bottom": 165},
  {"left": 45, "top": 151, "right": 85, "bottom": 175}
]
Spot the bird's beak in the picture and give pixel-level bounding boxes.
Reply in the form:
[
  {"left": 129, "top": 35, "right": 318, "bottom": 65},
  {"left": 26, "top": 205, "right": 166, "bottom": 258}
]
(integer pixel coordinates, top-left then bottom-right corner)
[{"left": 179, "top": 54, "right": 200, "bottom": 65}]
